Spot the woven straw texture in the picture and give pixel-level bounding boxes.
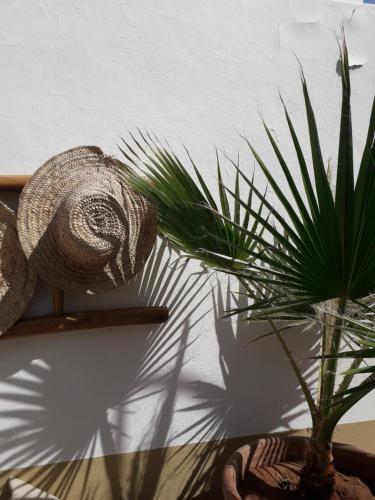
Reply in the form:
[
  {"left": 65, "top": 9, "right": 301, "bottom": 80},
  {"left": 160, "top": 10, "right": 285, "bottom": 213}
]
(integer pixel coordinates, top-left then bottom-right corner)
[
  {"left": 17, "top": 146, "right": 156, "bottom": 294},
  {"left": 0, "top": 201, "right": 37, "bottom": 334}
]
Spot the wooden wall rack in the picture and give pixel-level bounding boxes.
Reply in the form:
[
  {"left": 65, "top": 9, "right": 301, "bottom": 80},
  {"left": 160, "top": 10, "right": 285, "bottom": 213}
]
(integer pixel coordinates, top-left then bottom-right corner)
[
  {"left": 0, "top": 175, "right": 31, "bottom": 191},
  {"left": 0, "top": 174, "right": 169, "bottom": 338}
]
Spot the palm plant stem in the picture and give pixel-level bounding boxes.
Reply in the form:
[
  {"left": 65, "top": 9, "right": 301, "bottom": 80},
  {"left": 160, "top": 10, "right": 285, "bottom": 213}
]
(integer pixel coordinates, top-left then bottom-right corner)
[
  {"left": 318, "top": 296, "right": 347, "bottom": 422},
  {"left": 335, "top": 356, "right": 363, "bottom": 395},
  {"left": 320, "top": 371, "right": 375, "bottom": 442},
  {"left": 270, "top": 320, "right": 320, "bottom": 429}
]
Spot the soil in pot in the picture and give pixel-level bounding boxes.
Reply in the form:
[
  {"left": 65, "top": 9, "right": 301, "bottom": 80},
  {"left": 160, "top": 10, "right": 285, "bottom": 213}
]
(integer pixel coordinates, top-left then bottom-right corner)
[{"left": 222, "top": 436, "right": 375, "bottom": 500}]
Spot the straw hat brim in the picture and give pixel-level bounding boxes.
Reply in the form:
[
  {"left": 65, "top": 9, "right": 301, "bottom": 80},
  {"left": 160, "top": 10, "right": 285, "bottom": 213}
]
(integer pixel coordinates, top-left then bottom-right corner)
[
  {"left": 0, "top": 201, "right": 37, "bottom": 334},
  {"left": 17, "top": 146, "right": 156, "bottom": 294}
]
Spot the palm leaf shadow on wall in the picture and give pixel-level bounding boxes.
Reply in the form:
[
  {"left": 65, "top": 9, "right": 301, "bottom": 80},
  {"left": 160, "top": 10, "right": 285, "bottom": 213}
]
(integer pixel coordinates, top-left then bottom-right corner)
[
  {"left": 154, "top": 278, "right": 318, "bottom": 500},
  {"left": 0, "top": 237, "right": 317, "bottom": 499},
  {"left": 0, "top": 239, "right": 209, "bottom": 500}
]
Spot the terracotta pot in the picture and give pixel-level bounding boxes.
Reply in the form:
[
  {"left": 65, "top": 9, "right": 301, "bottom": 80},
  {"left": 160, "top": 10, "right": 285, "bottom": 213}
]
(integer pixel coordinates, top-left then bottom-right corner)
[{"left": 222, "top": 436, "right": 375, "bottom": 500}]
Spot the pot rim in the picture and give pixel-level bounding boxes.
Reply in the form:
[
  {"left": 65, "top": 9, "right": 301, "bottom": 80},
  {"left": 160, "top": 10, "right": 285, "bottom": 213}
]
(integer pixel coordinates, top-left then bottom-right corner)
[{"left": 222, "top": 435, "right": 375, "bottom": 500}]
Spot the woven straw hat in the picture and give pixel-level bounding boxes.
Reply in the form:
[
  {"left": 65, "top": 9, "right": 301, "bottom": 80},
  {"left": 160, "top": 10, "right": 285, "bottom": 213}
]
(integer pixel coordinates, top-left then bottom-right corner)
[
  {"left": 0, "top": 201, "right": 37, "bottom": 334},
  {"left": 17, "top": 146, "right": 156, "bottom": 294}
]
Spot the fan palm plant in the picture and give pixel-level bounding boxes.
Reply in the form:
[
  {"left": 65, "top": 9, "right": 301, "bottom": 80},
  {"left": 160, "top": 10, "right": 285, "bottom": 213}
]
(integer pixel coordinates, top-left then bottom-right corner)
[{"left": 119, "top": 38, "right": 375, "bottom": 498}]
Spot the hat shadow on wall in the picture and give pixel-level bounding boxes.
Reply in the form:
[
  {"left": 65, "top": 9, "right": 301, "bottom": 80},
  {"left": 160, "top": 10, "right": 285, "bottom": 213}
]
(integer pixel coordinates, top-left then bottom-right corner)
[{"left": 0, "top": 232, "right": 210, "bottom": 500}]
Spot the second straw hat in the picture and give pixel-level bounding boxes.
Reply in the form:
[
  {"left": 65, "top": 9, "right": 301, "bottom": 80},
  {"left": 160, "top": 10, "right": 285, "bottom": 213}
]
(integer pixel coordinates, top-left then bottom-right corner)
[
  {"left": 0, "top": 201, "right": 36, "bottom": 334},
  {"left": 17, "top": 146, "right": 156, "bottom": 294}
]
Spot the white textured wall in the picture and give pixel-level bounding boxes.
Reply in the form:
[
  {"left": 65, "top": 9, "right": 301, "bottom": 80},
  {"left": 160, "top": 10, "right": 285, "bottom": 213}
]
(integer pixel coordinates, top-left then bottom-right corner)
[{"left": 0, "top": 0, "right": 374, "bottom": 470}]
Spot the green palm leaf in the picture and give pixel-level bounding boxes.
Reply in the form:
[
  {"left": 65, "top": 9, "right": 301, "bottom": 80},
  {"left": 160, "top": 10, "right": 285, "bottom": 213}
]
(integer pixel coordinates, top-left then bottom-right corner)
[{"left": 118, "top": 132, "right": 265, "bottom": 272}]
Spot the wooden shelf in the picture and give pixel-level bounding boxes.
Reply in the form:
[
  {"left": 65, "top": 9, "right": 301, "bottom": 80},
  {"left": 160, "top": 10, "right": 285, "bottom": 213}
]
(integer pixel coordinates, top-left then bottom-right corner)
[
  {"left": 2, "top": 307, "right": 169, "bottom": 340},
  {"left": 0, "top": 175, "right": 30, "bottom": 190}
]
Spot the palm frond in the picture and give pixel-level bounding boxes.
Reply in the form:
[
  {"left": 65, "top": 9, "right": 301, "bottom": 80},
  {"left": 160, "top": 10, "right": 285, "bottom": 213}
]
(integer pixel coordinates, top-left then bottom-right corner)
[{"left": 118, "top": 132, "right": 265, "bottom": 273}]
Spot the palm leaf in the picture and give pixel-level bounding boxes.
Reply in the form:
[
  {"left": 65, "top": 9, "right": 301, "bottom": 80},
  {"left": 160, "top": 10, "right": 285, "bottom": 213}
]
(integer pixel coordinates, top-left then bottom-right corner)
[{"left": 118, "top": 132, "right": 265, "bottom": 272}]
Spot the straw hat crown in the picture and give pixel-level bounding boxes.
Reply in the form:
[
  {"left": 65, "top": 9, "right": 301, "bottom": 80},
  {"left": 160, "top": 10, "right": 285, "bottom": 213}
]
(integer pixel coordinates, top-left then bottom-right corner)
[{"left": 17, "top": 146, "right": 156, "bottom": 294}]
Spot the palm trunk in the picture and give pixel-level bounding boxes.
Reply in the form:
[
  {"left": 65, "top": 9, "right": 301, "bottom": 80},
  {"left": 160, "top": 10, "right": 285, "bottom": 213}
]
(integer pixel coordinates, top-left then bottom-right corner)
[
  {"left": 299, "top": 438, "right": 335, "bottom": 499},
  {"left": 299, "top": 297, "right": 347, "bottom": 499},
  {"left": 317, "top": 297, "right": 347, "bottom": 417}
]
